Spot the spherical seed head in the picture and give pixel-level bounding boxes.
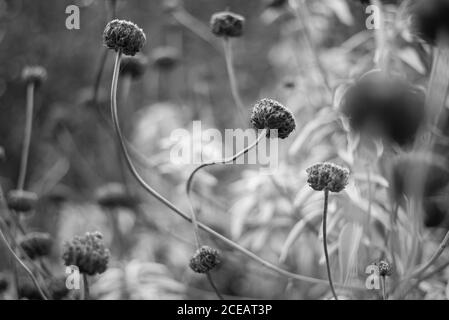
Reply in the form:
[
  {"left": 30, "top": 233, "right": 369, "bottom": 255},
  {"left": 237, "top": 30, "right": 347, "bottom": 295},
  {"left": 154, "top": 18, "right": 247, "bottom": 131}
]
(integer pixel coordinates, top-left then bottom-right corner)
[
  {"left": 306, "top": 162, "right": 350, "bottom": 193},
  {"left": 377, "top": 260, "right": 393, "bottom": 277},
  {"left": 210, "top": 11, "right": 245, "bottom": 37},
  {"left": 120, "top": 55, "right": 148, "bottom": 79},
  {"left": 21, "top": 66, "right": 47, "bottom": 87},
  {"left": 7, "top": 190, "right": 39, "bottom": 213},
  {"left": 103, "top": 19, "right": 146, "bottom": 56},
  {"left": 62, "top": 231, "right": 110, "bottom": 276},
  {"left": 250, "top": 98, "right": 296, "bottom": 139},
  {"left": 0, "top": 273, "right": 9, "bottom": 293},
  {"left": 151, "top": 46, "right": 180, "bottom": 70},
  {"left": 95, "top": 182, "right": 137, "bottom": 208},
  {"left": 19, "top": 232, "right": 53, "bottom": 259},
  {"left": 411, "top": 0, "right": 449, "bottom": 45},
  {"left": 189, "top": 246, "right": 220, "bottom": 273}
]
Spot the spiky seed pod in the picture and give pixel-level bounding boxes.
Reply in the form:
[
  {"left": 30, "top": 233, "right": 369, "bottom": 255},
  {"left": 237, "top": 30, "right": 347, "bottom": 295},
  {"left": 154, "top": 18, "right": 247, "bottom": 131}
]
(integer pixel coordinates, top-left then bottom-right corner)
[
  {"left": 210, "top": 11, "right": 245, "bottom": 38},
  {"left": 0, "top": 274, "right": 9, "bottom": 293},
  {"left": 411, "top": 0, "right": 449, "bottom": 45},
  {"left": 103, "top": 19, "right": 146, "bottom": 56},
  {"left": 250, "top": 98, "right": 296, "bottom": 139},
  {"left": 306, "top": 162, "right": 350, "bottom": 193},
  {"left": 151, "top": 46, "right": 180, "bottom": 70},
  {"left": 120, "top": 55, "right": 148, "bottom": 79},
  {"left": 62, "top": 231, "right": 110, "bottom": 276},
  {"left": 7, "top": 189, "right": 38, "bottom": 213},
  {"left": 21, "top": 66, "right": 47, "bottom": 87},
  {"left": 19, "top": 232, "right": 53, "bottom": 259},
  {"left": 377, "top": 260, "right": 393, "bottom": 277},
  {"left": 95, "top": 183, "right": 137, "bottom": 208},
  {"left": 339, "top": 70, "right": 425, "bottom": 146},
  {"left": 189, "top": 246, "right": 220, "bottom": 273}
]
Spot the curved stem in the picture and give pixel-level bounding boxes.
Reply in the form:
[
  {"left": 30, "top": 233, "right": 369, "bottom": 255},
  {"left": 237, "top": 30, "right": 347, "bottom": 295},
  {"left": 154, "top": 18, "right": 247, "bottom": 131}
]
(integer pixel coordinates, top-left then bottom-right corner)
[
  {"left": 109, "top": 50, "right": 361, "bottom": 289},
  {"left": 206, "top": 272, "right": 223, "bottom": 300},
  {"left": 322, "top": 189, "right": 338, "bottom": 300},
  {"left": 223, "top": 38, "right": 246, "bottom": 124},
  {"left": 18, "top": 83, "right": 34, "bottom": 190}
]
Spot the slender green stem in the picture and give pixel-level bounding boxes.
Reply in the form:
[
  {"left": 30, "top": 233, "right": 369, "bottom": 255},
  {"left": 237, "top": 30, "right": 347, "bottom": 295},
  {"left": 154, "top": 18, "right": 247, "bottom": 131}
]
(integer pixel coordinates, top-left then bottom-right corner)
[
  {"left": 83, "top": 274, "right": 89, "bottom": 300},
  {"left": 109, "top": 50, "right": 362, "bottom": 290},
  {"left": 322, "top": 189, "right": 338, "bottom": 300},
  {"left": 18, "top": 83, "right": 35, "bottom": 190},
  {"left": 223, "top": 38, "right": 246, "bottom": 123}
]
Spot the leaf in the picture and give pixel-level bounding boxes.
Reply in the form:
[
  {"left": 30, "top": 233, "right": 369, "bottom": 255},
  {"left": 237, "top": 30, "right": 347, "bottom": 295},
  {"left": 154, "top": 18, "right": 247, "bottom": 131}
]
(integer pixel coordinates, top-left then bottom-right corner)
[{"left": 338, "top": 223, "right": 363, "bottom": 284}]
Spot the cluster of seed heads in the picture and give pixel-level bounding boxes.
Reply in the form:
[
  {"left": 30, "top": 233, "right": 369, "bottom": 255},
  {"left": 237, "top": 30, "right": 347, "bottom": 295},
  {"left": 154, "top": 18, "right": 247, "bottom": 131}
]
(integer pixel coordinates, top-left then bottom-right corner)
[{"left": 306, "top": 162, "right": 350, "bottom": 193}]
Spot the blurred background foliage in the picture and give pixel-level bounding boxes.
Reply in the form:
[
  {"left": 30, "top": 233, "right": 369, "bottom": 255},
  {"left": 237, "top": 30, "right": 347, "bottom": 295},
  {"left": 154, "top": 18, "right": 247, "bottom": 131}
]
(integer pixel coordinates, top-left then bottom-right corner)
[{"left": 0, "top": 0, "right": 448, "bottom": 300}]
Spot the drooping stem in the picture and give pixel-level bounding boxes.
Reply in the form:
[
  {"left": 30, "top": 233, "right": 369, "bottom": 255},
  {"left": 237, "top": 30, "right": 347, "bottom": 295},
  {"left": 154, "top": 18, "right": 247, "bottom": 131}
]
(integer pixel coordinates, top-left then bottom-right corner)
[
  {"left": 322, "top": 189, "right": 338, "bottom": 300},
  {"left": 83, "top": 274, "right": 89, "bottom": 300},
  {"left": 109, "top": 50, "right": 362, "bottom": 289},
  {"left": 223, "top": 38, "right": 246, "bottom": 123},
  {"left": 17, "top": 83, "right": 35, "bottom": 190}
]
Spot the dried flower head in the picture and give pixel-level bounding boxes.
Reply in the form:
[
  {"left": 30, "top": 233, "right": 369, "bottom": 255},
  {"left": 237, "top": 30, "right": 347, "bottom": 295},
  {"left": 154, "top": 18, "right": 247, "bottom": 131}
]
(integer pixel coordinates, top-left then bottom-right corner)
[
  {"left": 411, "top": 0, "right": 449, "bottom": 44},
  {"left": 95, "top": 183, "right": 137, "bottom": 208},
  {"left": 62, "top": 231, "right": 110, "bottom": 276},
  {"left": 377, "top": 260, "right": 393, "bottom": 277},
  {"left": 7, "top": 189, "right": 39, "bottom": 213},
  {"left": 210, "top": 11, "right": 245, "bottom": 37},
  {"left": 0, "top": 273, "right": 8, "bottom": 293},
  {"left": 339, "top": 70, "right": 425, "bottom": 146},
  {"left": 250, "top": 98, "right": 296, "bottom": 139},
  {"left": 19, "top": 232, "right": 53, "bottom": 259},
  {"left": 151, "top": 46, "right": 180, "bottom": 70},
  {"left": 306, "top": 162, "right": 350, "bottom": 193},
  {"left": 189, "top": 246, "right": 220, "bottom": 273},
  {"left": 120, "top": 55, "right": 148, "bottom": 79},
  {"left": 103, "top": 19, "right": 146, "bottom": 56},
  {"left": 21, "top": 66, "right": 47, "bottom": 87}
]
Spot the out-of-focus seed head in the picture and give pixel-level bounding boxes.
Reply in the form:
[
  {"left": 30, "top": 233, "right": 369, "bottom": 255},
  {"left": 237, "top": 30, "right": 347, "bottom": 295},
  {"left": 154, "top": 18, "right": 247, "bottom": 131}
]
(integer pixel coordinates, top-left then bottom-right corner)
[
  {"left": 21, "top": 66, "right": 47, "bottom": 87},
  {"left": 48, "top": 276, "right": 70, "bottom": 300},
  {"left": 95, "top": 182, "right": 138, "bottom": 208},
  {"left": 120, "top": 54, "right": 148, "bottom": 79},
  {"left": 411, "top": 0, "right": 449, "bottom": 45},
  {"left": 151, "top": 46, "right": 180, "bottom": 70},
  {"left": 7, "top": 190, "right": 39, "bottom": 213},
  {"left": 265, "top": 0, "right": 288, "bottom": 8},
  {"left": 0, "top": 273, "right": 9, "bottom": 293},
  {"left": 62, "top": 231, "right": 110, "bottom": 276},
  {"left": 339, "top": 70, "right": 425, "bottom": 146},
  {"left": 189, "top": 246, "right": 220, "bottom": 273},
  {"left": 210, "top": 11, "right": 245, "bottom": 37},
  {"left": 19, "top": 232, "right": 53, "bottom": 259},
  {"left": 162, "top": 0, "right": 181, "bottom": 13},
  {"left": 103, "top": 19, "right": 146, "bottom": 56},
  {"left": 250, "top": 98, "right": 296, "bottom": 139},
  {"left": 306, "top": 162, "right": 350, "bottom": 193},
  {"left": 377, "top": 260, "right": 393, "bottom": 277}
]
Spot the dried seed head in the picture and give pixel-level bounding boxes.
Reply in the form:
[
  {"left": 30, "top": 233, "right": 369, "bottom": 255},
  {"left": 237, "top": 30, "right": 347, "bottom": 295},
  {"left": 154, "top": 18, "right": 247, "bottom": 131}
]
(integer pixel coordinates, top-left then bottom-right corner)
[
  {"left": 411, "top": 0, "right": 449, "bottom": 45},
  {"left": 62, "top": 231, "right": 110, "bottom": 276},
  {"left": 19, "top": 232, "right": 53, "bottom": 259},
  {"left": 103, "top": 19, "right": 146, "bottom": 56},
  {"left": 189, "top": 246, "right": 220, "bottom": 273},
  {"left": 21, "top": 66, "right": 47, "bottom": 87},
  {"left": 306, "top": 162, "right": 350, "bottom": 193},
  {"left": 151, "top": 46, "right": 180, "bottom": 70},
  {"left": 0, "top": 273, "right": 9, "bottom": 293},
  {"left": 377, "top": 260, "right": 393, "bottom": 277},
  {"left": 7, "top": 190, "right": 39, "bottom": 213},
  {"left": 120, "top": 54, "right": 148, "bottom": 79},
  {"left": 210, "top": 11, "right": 245, "bottom": 37},
  {"left": 250, "top": 98, "right": 296, "bottom": 139},
  {"left": 95, "top": 183, "right": 138, "bottom": 208}
]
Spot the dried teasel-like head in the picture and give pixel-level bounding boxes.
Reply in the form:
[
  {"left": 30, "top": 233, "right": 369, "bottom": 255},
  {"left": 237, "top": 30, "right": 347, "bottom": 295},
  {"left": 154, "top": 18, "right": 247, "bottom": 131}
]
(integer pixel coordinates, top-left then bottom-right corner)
[
  {"left": 189, "top": 246, "right": 220, "bottom": 273},
  {"left": 306, "top": 162, "right": 350, "bottom": 193},
  {"left": 250, "top": 98, "right": 296, "bottom": 139},
  {"left": 151, "top": 46, "right": 180, "bottom": 70},
  {"left": 210, "top": 11, "right": 245, "bottom": 38},
  {"left": 411, "top": 0, "right": 449, "bottom": 45},
  {"left": 120, "top": 54, "right": 148, "bottom": 79},
  {"left": 21, "top": 66, "right": 47, "bottom": 87},
  {"left": 377, "top": 260, "right": 393, "bottom": 277},
  {"left": 103, "top": 19, "right": 146, "bottom": 56},
  {"left": 7, "top": 189, "right": 39, "bottom": 214},
  {"left": 19, "top": 232, "right": 53, "bottom": 259},
  {"left": 62, "top": 231, "right": 110, "bottom": 276}
]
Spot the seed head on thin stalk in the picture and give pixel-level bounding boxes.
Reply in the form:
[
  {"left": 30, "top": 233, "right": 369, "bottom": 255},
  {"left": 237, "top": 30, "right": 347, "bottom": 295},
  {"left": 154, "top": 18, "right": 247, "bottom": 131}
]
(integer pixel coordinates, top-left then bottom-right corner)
[
  {"left": 306, "top": 162, "right": 350, "bottom": 300},
  {"left": 6, "top": 189, "right": 38, "bottom": 214},
  {"left": 19, "top": 232, "right": 53, "bottom": 260},
  {"left": 189, "top": 246, "right": 220, "bottom": 273},
  {"left": 210, "top": 11, "right": 244, "bottom": 38},
  {"left": 21, "top": 66, "right": 47, "bottom": 88},
  {"left": 103, "top": 19, "right": 146, "bottom": 56}
]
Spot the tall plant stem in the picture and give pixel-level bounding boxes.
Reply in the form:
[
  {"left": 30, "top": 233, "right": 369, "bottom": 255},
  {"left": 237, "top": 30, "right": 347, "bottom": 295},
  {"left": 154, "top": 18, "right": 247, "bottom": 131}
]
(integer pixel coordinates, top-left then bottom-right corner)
[
  {"left": 322, "top": 189, "right": 338, "bottom": 300},
  {"left": 223, "top": 38, "right": 246, "bottom": 124},
  {"left": 381, "top": 276, "right": 387, "bottom": 300},
  {"left": 83, "top": 274, "right": 89, "bottom": 300},
  {"left": 109, "top": 50, "right": 362, "bottom": 290},
  {"left": 17, "top": 83, "right": 35, "bottom": 190}
]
